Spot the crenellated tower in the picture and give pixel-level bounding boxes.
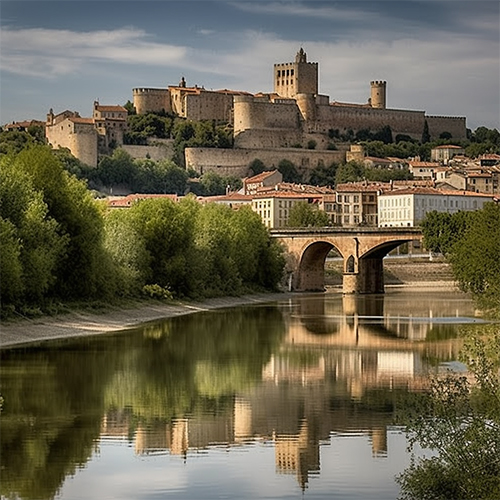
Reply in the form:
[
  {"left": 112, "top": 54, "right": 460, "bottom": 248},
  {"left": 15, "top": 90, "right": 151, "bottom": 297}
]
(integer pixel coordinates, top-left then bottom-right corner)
[
  {"left": 370, "top": 81, "right": 387, "bottom": 109},
  {"left": 274, "top": 48, "right": 318, "bottom": 99}
]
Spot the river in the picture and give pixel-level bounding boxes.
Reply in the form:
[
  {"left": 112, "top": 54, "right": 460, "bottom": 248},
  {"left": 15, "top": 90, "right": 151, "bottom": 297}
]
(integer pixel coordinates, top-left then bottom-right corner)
[{"left": 0, "top": 289, "right": 488, "bottom": 499}]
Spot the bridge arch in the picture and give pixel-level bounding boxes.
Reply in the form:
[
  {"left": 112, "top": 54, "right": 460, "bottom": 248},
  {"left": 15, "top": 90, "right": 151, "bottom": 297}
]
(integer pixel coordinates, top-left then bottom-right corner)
[{"left": 271, "top": 227, "right": 422, "bottom": 294}]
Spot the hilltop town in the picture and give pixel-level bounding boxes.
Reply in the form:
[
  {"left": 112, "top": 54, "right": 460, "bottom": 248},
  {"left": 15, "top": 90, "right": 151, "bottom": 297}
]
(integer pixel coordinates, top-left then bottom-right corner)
[{"left": 2, "top": 49, "right": 499, "bottom": 230}]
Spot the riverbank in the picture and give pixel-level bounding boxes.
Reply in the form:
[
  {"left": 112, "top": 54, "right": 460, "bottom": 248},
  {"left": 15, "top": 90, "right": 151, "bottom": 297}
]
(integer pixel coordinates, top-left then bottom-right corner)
[
  {"left": 0, "top": 293, "right": 292, "bottom": 349},
  {"left": 1, "top": 259, "right": 458, "bottom": 350}
]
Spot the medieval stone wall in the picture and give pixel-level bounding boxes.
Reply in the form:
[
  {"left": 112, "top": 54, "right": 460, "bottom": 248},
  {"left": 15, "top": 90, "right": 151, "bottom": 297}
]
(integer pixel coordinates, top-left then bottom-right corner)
[
  {"left": 185, "top": 147, "right": 345, "bottom": 179},
  {"left": 184, "top": 92, "right": 233, "bottom": 122},
  {"left": 426, "top": 115, "right": 467, "bottom": 140},
  {"left": 133, "top": 88, "right": 171, "bottom": 114},
  {"left": 121, "top": 141, "right": 174, "bottom": 161}
]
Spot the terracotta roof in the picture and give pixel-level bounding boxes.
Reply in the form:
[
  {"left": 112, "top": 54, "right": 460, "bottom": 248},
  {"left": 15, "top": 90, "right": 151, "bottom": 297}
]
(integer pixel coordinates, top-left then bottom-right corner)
[
  {"left": 244, "top": 169, "right": 280, "bottom": 184},
  {"left": 433, "top": 144, "right": 464, "bottom": 149},
  {"left": 251, "top": 191, "right": 321, "bottom": 200},
  {"left": 408, "top": 161, "right": 440, "bottom": 168},
  {"left": 108, "top": 194, "right": 178, "bottom": 207},
  {"left": 95, "top": 105, "right": 127, "bottom": 112},
  {"left": 68, "top": 117, "right": 95, "bottom": 125},
  {"left": 200, "top": 192, "right": 252, "bottom": 203},
  {"left": 380, "top": 186, "right": 494, "bottom": 197}
]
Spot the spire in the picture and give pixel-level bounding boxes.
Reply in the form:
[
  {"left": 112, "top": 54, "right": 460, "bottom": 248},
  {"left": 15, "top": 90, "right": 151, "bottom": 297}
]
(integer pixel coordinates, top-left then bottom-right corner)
[{"left": 295, "top": 47, "right": 307, "bottom": 63}]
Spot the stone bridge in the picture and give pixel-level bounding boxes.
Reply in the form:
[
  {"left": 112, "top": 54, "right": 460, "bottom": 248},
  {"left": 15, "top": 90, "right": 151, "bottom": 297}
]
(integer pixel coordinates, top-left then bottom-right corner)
[{"left": 270, "top": 227, "right": 422, "bottom": 294}]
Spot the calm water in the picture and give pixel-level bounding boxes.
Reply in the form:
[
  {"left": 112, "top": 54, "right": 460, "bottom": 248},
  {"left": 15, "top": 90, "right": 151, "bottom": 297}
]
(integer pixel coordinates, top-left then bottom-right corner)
[{"left": 0, "top": 290, "right": 486, "bottom": 500}]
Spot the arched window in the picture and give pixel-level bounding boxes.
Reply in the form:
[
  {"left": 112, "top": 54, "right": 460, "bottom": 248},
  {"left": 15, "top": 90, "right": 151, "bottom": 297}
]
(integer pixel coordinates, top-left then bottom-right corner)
[{"left": 346, "top": 255, "right": 355, "bottom": 273}]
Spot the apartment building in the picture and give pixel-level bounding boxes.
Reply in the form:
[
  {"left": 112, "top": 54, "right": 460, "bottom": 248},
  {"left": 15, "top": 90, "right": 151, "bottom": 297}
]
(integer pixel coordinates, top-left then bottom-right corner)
[{"left": 378, "top": 187, "right": 496, "bottom": 227}]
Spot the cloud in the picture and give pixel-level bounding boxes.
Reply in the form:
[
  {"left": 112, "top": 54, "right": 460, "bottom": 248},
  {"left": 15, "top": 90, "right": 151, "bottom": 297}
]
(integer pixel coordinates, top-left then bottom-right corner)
[{"left": 0, "top": 26, "right": 187, "bottom": 77}]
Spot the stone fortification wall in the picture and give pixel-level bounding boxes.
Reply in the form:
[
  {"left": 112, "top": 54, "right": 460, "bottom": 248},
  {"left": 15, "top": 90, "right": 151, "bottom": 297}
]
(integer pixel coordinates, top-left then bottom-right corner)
[
  {"left": 185, "top": 147, "right": 345, "bottom": 179},
  {"left": 234, "top": 129, "right": 303, "bottom": 149},
  {"left": 121, "top": 140, "right": 174, "bottom": 162},
  {"left": 133, "top": 88, "right": 171, "bottom": 114},
  {"left": 426, "top": 115, "right": 467, "bottom": 140},
  {"left": 316, "top": 105, "right": 427, "bottom": 139},
  {"left": 233, "top": 94, "right": 466, "bottom": 143},
  {"left": 185, "top": 92, "right": 233, "bottom": 122}
]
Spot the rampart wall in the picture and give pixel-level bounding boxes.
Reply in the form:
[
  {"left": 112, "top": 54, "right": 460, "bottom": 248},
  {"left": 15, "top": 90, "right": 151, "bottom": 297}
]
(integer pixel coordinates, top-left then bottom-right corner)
[
  {"left": 121, "top": 141, "right": 174, "bottom": 162},
  {"left": 185, "top": 147, "right": 345, "bottom": 179},
  {"left": 426, "top": 115, "right": 467, "bottom": 140},
  {"left": 185, "top": 93, "right": 233, "bottom": 122}
]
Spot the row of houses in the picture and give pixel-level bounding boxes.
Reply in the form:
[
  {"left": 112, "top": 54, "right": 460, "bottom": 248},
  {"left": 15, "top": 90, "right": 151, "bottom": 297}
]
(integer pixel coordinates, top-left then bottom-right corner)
[{"left": 108, "top": 169, "right": 497, "bottom": 229}]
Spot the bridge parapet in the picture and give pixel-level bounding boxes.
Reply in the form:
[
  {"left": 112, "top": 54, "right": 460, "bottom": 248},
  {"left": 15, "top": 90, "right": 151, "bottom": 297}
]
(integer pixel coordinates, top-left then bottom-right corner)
[{"left": 270, "top": 227, "right": 422, "bottom": 294}]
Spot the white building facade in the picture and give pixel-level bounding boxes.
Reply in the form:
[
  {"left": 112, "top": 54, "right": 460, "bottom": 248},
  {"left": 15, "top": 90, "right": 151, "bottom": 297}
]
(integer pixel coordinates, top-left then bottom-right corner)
[{"left": 378, "top": 187, "right": 496, "bottom": 227}]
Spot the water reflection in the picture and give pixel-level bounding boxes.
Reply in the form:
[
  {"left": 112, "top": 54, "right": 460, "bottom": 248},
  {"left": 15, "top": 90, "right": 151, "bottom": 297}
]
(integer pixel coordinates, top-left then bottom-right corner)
[{"left": 0, "top": 291, "right": 483, "bottom": 499}]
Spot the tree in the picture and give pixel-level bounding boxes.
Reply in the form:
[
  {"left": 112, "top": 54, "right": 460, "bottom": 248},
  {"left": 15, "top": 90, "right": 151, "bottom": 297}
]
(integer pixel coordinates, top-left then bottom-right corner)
[
  {"left": 422, "top": 120, "right": 431, "bottom": 143},
  {"left": 335, "top": 161, "right": 364, "bottom": 184},
  {"left": 309, "top": 161, "right": 338, "bottom": 187},
  {"left": 448, "top": 203, "right": 500, "bottom": 313},
  {"left": 248, "top": 159, "right": 266, "bottom": 176},
  {"left": 287, "top": 201, "right": 329, "bottom": 227},
  {"left": 397, "top": 324, "right": 500, "bottom": 500},
  {"left": 10, "top": 146, "right": 118, "bottom": 300},
  {"left": 0, "top": 155, "right": 66, "bottom": 305},
  {"left": 421, "top": 204, "right": 500, "bottom": 314},
  {"left": 278, "top": 159, "right": 302, "bottom": 183}
]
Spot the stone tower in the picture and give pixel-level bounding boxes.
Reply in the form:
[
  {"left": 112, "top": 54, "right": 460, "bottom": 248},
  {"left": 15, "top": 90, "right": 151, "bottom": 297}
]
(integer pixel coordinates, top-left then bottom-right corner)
[
  {"left": 370, "top": 81, "right": 387, "bottom": 109},
  {"left": 274, "top": 48, "right": 318, "bottom": 99}
]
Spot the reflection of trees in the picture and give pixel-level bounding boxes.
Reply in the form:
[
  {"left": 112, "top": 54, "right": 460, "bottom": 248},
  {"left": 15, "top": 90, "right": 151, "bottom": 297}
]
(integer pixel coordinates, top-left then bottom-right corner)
[
  {"left": 0, "top": 306, "right": 286, "bottom": 500},
  {"left": 397, "top": 324, "right": 500, "bottom": 500},
  {"left": 104, "top": 306, "right": 286, "bottom": 419},
  {"left": 0, "top": 341, "right": 118, "bottom": 500}
]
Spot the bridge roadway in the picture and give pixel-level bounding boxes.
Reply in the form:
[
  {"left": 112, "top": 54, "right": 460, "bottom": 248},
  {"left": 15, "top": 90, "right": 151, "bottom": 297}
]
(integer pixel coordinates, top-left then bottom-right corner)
[{"left": 270, "top": 227, "right": 422, "bottom": 294}]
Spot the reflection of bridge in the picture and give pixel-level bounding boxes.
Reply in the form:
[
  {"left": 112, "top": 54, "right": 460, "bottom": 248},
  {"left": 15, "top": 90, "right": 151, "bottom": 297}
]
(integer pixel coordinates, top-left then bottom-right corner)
[{"left": 270, "top": 227, "right": 422, "bottom": 294}]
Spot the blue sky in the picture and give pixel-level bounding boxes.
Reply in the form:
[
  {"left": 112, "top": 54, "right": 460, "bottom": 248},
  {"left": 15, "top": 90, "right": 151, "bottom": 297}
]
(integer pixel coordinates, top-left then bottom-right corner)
[{"left": 1, "top": 1, "right": 499, "bottom": 131}]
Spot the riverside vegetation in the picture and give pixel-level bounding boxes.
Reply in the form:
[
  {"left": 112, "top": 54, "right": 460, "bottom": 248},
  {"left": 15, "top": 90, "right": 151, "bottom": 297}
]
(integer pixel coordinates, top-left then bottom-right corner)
[{"left": 0, "top": 145, "right": 285, "bottom": 319}]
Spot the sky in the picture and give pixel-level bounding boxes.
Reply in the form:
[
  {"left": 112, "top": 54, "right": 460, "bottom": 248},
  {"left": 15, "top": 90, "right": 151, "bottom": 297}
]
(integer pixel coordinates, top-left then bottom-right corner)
[{"left": 1, "top": 0, "right": 499, "bottom": 131}]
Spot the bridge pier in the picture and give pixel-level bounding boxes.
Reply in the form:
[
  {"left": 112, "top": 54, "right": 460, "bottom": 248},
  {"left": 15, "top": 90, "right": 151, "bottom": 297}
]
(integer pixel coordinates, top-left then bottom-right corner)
[{"left": 343, "top": 257, "right": 385, "bottom": 294}]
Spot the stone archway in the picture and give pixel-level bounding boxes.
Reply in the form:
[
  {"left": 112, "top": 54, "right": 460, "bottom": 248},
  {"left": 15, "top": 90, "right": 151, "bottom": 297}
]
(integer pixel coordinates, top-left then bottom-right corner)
[{"left": 295, "top": 241, "right": 341, "bottom": 292}]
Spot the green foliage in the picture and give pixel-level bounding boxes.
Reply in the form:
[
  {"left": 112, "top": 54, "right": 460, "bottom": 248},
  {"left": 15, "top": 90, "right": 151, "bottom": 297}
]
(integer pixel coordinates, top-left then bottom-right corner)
[
  {"left": 125, "top": 112, "right": 173, "bottom": 143},
  {"left": 142, "top": 284, "right": 174, "bottom": 300},
  {"left": 90, "top": 151, "right": 189, "bottom": 194},
  {"left": 172, "top": 119, "right": 233, "bottom": 166},
  {"left": 335, "top": 161, "right": 365, "bottom": 184},
  {"left": 1, "top": 145, "right": 119, "bottom": 305},
  {"left": 0, "top": 156, "right": 66, "bottom": 304},
  {"left": 309, "top": 161, "right": 338, "bottom": 187},
  {"left": 421, "top": 211, "right": 473, "bottom": 255},
  {"left": 287, "top": 201, "right": 330, "bottom": 227},
  {"left": 189, "top": 171, "right": 242, "bottom": 196},
  {"left": 307, "top": 139, "right": 317, "bottom": 150},
  {"left": 0, "top": 130, "right": 41, "bottom": 156},
  {"left": 105, "top": 199, "right": 284, "bottom": 299},
  {"left": 448, "top": 203, "right": 500, "bottom": 314},
  {"left": 421, "top": 204, "right": 500, "bottom": 315},
  {"left": 248, "top": 158, "right": 266, "bottom": 176},
  {"left": 278, "top": 159, "right": 302, "bottom": 183},
  {"left": 397, "top": 324, "right": 500, "bottom": 500}
]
